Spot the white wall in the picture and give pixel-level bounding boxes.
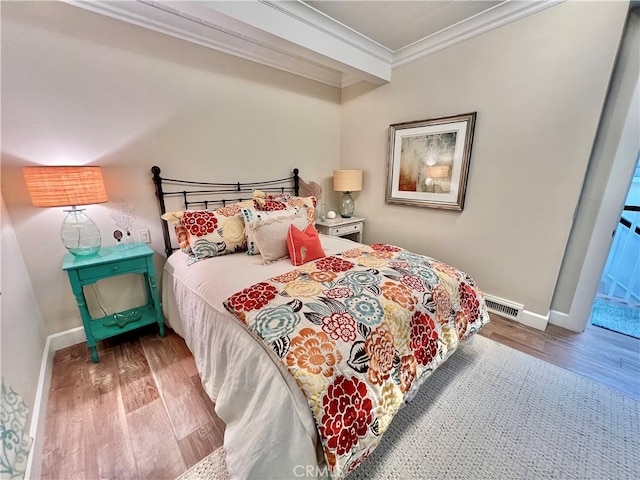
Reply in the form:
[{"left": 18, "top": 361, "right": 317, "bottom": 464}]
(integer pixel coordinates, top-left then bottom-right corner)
[
  {"left": 1, "top": 1, "right": 342, "bottom": 334},
  {"left": 340, "top": 1, "right": 628, "bottom": 322},
  {"left": 0, "top": 193, "right": 48, "bottom": 426},
  {"left": 0, "top": 0, "right": 633, "bottom": 339}
]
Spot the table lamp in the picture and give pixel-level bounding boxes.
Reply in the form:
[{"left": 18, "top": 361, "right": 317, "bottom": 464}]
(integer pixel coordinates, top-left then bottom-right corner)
[
  {"left": 23, "top": 166, "right": 108, "bottom": 256},
  {"left": 333, "top": 169, "right": 362, "bottom": 218}
]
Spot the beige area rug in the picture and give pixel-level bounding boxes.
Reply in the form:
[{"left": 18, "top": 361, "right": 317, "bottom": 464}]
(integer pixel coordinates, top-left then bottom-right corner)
[
  {"left": 177, "top": 335, "right": 640, "bottom": 479},
  {"left": 178, "top": 445, "right": 229, "bottom": 480}
]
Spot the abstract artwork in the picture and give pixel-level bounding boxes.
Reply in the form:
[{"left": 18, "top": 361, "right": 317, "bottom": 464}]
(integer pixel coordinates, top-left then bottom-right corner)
[{"left": 386, "top": 113, "right": 476, "bottom": 210}]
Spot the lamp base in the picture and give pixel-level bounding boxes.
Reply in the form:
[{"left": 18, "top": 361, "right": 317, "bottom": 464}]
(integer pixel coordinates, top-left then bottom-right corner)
[
  {"left": 339, "top": 192, "right": 355, "bottom": 218},
  {"left": 61, "top": 208, "right": 101, "bottom": 256}
]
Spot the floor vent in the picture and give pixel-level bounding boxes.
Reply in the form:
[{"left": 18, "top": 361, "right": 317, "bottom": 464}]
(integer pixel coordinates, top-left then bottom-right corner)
[{"left": 485, "top": 295, "right": 524, "bottom": 321}]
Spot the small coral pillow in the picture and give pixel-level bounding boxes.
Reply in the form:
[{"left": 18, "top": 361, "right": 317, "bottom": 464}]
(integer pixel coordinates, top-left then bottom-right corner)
[{"left": 287, "top": 223, "right": 326, "bottom": 266}]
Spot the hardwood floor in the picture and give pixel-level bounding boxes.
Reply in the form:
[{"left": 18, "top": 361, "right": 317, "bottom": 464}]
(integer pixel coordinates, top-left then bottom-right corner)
[
  {"left": 41, "top": 327, "right": 225, "bottom": 480},
  {"left": 41, "top": 314, "right": 640, "bottom": 479},
  {"left": 478, "top": 314, "right": 640, "bottom": 400}
]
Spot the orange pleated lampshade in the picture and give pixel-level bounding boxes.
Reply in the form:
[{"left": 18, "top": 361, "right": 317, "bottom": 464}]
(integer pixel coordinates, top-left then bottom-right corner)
[{"left": 22, "top": 166, "right": 108, "bottom": 207}]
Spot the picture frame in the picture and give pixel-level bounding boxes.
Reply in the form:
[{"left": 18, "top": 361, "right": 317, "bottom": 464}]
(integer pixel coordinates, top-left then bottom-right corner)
[{"left": 386, "top": 112, "right": 476, "bottom": 211}]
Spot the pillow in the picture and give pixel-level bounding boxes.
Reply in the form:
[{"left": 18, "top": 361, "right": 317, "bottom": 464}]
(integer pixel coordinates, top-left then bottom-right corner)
[
  {"left": 242, "top": 208, "right": 308, "bottom": 262},
  {"left": 253, "top": 190, "right": 317, "bottom": 224},
  {"left": 161, "top": 202, "right": 250, "bottom": 260},
  {"left": 252, "top": 190, "right": 291, "bottom": 210},
  {"left": 242, "top": 206, "right": 308, "bottom": 255},
  {"left": 287, "top": 223, "right": 326, "bottom": 266},
  {"left": 161, "top": 200, "right": 254, "bottom": 225}
]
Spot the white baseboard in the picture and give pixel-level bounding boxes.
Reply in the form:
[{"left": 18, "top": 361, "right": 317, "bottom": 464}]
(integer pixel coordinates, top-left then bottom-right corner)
[
  {"left": 48, "top": 326, "right": 86, "bottom": 352},
  {"left": 485, "top": 291, "right": 549, "bottom": 331},
  {"left": 548, "top": 309, "right": 584, "bottom": 333},
  {"left": 24, "top": 326, "right": 85, "bottom": 480},
  {"left": 519, "top": 309, "right": 549, "bottom": 331}
]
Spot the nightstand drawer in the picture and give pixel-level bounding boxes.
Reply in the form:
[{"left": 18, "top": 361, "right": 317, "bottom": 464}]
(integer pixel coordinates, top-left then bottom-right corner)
[
  {"left": 315, "top": 216, "right": 364, "bottom": 243},
  {"left": 77, "top": 256, "right": 147, "bottom": 281},
  {"left": 331, "top": 223, "right": 362, "bottom": 236}
]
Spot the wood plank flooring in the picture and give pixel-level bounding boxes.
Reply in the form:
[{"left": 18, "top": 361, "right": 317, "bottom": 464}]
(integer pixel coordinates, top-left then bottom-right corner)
[
  {"left": 41, "top": 314, "right": 640, "bottom": 479},
  {"left": 479, "top": 315, "right": 640, "bottom": 400},
  {"left": 41, "top": 327, "right": 225, "bottom": 480}
]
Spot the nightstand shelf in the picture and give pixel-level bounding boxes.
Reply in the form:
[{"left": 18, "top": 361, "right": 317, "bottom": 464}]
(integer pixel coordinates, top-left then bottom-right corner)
[
  {"left": 89, "top": 304, "right": 159, "bottom": 340},
  {"left": 62, "top": 243, "right": 165, "bottom": 362},
  {"left": 315, "top": 216, "right": 365, "bottom": 243}
]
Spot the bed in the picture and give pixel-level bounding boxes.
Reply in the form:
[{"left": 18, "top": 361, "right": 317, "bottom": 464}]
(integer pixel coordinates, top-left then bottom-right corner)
[{"left": 152, "top": 166, "right": 490, "bottom": 479}]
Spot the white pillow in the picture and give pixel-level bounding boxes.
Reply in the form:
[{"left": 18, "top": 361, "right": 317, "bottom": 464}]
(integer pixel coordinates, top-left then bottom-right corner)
[{"left": 243, "top": 208, "right": 308, "bottom": 262}]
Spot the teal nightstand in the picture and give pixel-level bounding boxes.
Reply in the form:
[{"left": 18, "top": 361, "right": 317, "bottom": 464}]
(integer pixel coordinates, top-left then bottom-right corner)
[{"left": 62, "top": 244, "right": 165, "bottom": 362}]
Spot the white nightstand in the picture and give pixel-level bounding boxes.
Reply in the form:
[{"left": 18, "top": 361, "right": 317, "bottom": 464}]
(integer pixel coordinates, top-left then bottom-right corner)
[{"left": 315, "top": 216, "right": 365, "bottom": 243}]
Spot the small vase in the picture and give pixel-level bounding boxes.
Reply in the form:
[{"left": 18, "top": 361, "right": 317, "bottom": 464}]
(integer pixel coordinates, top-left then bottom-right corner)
[
  {"left": 123, "top": 231, "right": 134, "bottom": 249},
  {"left": 318, "top": 203, "right": 327, "bottom": 222}
]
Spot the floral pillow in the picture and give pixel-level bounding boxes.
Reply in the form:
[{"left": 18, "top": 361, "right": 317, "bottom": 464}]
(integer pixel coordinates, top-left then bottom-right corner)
[
  {"left": 253, "top": 190, "right": 317, "bottom": 224},
  {"left": 161, "top": 202, "right": 250, "bottom": 261}
]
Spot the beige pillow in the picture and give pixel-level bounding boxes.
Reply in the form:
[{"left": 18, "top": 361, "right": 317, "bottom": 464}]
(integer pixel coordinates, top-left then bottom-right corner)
[{"left": 243, "top": 208, "right": 308, "bottom": 262}]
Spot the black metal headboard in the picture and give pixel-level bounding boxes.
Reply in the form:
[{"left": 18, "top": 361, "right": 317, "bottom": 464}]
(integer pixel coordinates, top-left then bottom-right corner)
[{"left": 151, "top": 166, "right": 300, "bottom": 257}]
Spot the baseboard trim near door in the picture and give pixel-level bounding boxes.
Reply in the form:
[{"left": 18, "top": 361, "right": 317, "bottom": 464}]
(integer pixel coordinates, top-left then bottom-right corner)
[
  {"left": 549, "top": 309, "right": 585, "bottom": 333},
  {"left": 519, "top": 309, "right": 549, "bottom": 331},
  {"left": 25, "top": 326, "right": 85, "bottom": 480}
]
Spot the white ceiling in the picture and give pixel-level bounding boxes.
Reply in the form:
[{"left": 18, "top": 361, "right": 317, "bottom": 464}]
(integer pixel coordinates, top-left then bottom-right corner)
[
  {"left": 305, "top": 1, "right": 503, "bottom": 52},
  {"left": 65, "top": 0, "right": 562, "bottom": 87}
]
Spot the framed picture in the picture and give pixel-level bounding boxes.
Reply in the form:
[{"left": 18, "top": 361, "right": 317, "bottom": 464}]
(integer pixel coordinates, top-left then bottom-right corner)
[{"left": 386, "top": 112, "right": 476, "bottom": 210}]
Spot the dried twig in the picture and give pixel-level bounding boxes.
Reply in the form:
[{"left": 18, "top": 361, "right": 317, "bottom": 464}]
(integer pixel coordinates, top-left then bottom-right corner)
[{"left": 109, "top": 200, "right": 136, "bottom": 233}]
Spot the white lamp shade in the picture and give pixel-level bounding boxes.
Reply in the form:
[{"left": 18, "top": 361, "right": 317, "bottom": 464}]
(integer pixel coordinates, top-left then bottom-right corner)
[{"left": 333, "top": 170, "right": 362, "bottom": 192}]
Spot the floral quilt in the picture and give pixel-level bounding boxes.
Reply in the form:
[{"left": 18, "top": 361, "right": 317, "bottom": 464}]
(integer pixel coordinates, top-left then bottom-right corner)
[{"left": 223, "top": 244, "right": 490, "bottom": 478}]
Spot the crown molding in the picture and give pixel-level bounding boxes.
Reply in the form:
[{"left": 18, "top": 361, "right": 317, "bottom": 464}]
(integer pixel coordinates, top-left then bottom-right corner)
[
  {"left": 259, "top": 1, "right": 392, "bottom": 64},
  {"left": 64, "top": 0, "right": 563, "bottom": 88},
  {"left": 199, "top": 0, "right": 392, "bottom": 86},
  {"left": 64, "top": 0, "right": 391, "bottom": 88},
  {"left": 392, "top": 0, "right": 565, "bottom": 69},
  {"left": 63, "top": 0, "right": 345, "bottom": 86}
]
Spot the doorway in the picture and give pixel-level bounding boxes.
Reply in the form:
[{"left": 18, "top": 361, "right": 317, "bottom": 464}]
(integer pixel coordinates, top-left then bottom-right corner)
[
  {"left": 590, "top": 159, "right": 640, "bottom": 338},
  {"left": 566, "top": 7, "right": 639, "bottom": 334}
]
